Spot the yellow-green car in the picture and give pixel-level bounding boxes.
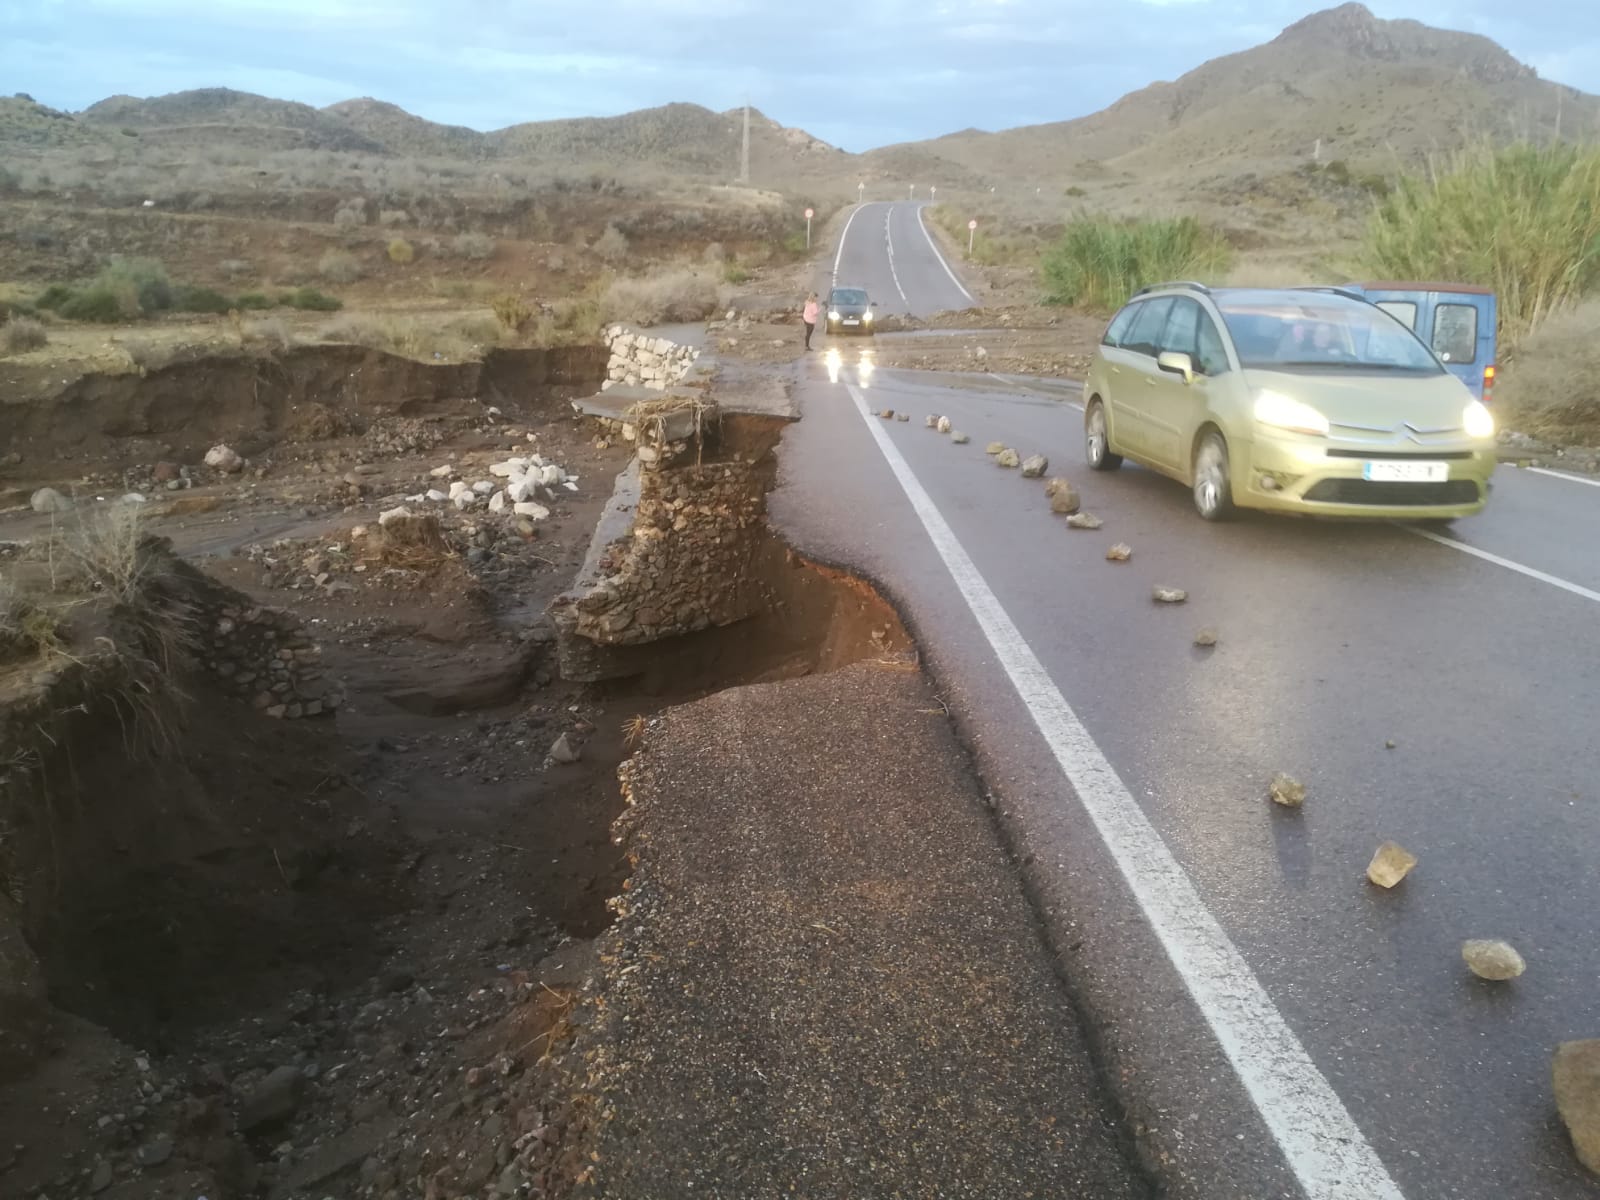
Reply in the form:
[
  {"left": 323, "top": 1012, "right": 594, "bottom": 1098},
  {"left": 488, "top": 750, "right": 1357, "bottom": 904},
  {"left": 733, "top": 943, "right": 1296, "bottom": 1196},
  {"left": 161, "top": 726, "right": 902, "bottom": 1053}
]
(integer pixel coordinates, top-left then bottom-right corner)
[{"left": 1082, "top": 283, "right": 1497, "bottom": 521}]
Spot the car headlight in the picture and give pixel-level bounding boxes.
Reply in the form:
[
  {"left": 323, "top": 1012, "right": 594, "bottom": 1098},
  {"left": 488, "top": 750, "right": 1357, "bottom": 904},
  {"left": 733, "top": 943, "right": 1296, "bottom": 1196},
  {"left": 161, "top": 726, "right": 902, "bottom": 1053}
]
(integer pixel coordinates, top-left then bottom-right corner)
[
  {"left": 1253, "top": 389, "right": 1329, "bottom": 436},
  {"left": 1463, "top": 399, "right": 1494, "bottom": 439},
  {"left": 862, "top": 310, "right": 873, "bottom": 321},
  {"left": 829, "top": 310, "right": 841, "bottom": 321}
]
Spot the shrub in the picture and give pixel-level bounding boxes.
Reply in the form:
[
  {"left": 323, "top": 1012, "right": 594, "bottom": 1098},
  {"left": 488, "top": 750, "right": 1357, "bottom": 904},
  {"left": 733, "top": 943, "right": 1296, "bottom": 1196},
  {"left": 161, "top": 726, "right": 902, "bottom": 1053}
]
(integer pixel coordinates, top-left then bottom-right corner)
[
  {"left": 97, "top": 258, "right": 172, "bottom": 313},
  {"left": 0, "top": 164, "right": 20, "bottom": 193},
  {"left": 723, "top": 263, "right": 751, "bottom": 285},
  {"left": 378, "top": 209, "right": 410, "bottom": 227},
  {"left": 1, "top": 317, "right": 49, "bottom": 355},
  {"left": 236, "top": 292, "right": 275, "bottom": 310},
  {"left": 282, "top": 287, "right": 342, "bottom": 312},
  {"left": 318, "top": 248, "right": 362, "bottom": 283},
  {"left": 451, "top": 232, "right": 495, "bottom": 261},
  {"left": 1497, "top": 300, "right": 1600, "bottom": 445},
  {"left": 244, "top": 317, "right": 296, "bottom": 351},
  {"left": 59, "top": 286, "right": 136, "bottom": 323},
  {"left": 1363, "top": 140, "right": 1600, "bottom": 348},
  {"left": 172, "top": 285, "right": 232, "bottom": 314},
  {"left": 601, "top": 269, "right": 719, "bottom": 326},
  {"left": 219, "top": 258, "right": 253, "bottom": 279},
  {"left": 1041, "top": 216, "right": 1232, "bottom": 311},
  {"left": 387, "top": 238, "right": 415, "bottom": 264},
  {"left": 34, "top": 283, "right": 75, "bottom": 311},
  {"left": 1065, "top": 185, "right": 1087, "bottom": 198},
  {"left": 594, "top": 224, "right": 629, "bottom": 263},
  {"left": 333, "top": 202, "right": 364, "bottom": 231},
  {"left": 492, "top": 294, "right": 533, "bottom": 333},
  {"left": 702, "top": 241, "right": 726, "bottom": 265}
]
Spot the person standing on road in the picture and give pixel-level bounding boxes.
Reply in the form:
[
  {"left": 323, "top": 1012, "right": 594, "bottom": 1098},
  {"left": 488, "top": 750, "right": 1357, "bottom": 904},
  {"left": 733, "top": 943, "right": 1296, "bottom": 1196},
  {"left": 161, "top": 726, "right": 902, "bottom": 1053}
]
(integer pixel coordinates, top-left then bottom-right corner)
[{"left": 802, "top": 292, "right": 819, "bottom": 350}]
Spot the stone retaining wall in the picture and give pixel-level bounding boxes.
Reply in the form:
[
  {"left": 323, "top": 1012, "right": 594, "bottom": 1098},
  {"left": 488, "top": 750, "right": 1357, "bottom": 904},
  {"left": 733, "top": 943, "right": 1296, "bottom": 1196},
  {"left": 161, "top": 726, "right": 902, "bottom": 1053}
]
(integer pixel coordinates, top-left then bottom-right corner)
[{"left": 601, "top": 327, "right": 700, "bottom": 392}]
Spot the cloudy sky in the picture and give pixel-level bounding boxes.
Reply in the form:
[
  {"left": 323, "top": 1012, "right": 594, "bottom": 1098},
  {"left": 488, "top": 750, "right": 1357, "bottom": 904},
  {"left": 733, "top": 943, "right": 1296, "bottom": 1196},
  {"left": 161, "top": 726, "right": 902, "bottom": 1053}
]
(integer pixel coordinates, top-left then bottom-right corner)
[{"left": 3, "top": 0, "right": 1597, "bottom": 149}]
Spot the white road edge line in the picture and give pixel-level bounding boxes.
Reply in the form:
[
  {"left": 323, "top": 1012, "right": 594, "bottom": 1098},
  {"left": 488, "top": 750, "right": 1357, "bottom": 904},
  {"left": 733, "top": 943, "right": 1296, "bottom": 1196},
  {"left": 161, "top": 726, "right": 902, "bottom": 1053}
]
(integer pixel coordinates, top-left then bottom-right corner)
[
  {"left": 884, "top": 209, "right": 910, "bottom": 305},
  {"left": 832, "top": 202, "right": 867, "bottom": 285},
  {"left": 914, "top": 203, "right": 976, "bottom": 305},
  {"left": 1525, "top": 465, "right": 1600, "bottom": 489},
  {"left": 1402, "top": 525, "right": 1600, "bottom": 603},
  {"left": 843, "top": 376, "right": 1405, "bottom": 1200}
]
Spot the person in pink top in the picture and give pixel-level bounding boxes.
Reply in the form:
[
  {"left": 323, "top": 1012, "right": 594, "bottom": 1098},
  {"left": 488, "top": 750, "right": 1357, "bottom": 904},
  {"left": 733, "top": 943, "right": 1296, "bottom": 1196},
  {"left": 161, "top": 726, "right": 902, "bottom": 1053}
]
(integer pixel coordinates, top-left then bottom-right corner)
[{"left": 802, "top": 292, "right": 819, "bottom": 350}]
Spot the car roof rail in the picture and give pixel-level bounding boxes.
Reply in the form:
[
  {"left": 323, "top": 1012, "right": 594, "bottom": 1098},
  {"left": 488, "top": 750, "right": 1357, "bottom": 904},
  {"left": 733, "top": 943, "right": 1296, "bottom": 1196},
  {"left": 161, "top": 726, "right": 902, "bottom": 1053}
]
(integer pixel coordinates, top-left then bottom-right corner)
[
  {"left": 1133, "top": 280, "right": 1211, "bottom": 298},
  {"left": 1290, "top": 285, "right": 1369, "bottom": 302}
]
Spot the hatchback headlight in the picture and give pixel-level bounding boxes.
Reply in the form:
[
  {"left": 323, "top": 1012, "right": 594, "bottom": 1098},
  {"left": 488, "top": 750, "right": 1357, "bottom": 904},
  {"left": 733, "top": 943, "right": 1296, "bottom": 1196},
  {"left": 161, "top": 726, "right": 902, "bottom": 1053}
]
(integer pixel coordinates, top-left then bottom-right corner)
[
  {"left": 829, "top": 310, "right": 841, "bottom": 321},
  {"left": 1253, "top": 390, "right": 1330, "bottom": 437},
  {"left": 1463, "top": 399, "right": 1495, "bottom": 439},
  {"left": 862, "top": 310, "right": 873, "bottom": 321}
]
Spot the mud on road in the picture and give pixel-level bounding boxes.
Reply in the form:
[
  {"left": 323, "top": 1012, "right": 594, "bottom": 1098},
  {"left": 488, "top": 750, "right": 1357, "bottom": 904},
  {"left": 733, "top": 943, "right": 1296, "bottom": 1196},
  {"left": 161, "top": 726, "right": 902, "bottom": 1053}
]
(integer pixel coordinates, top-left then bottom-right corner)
[{"left": 0, "top": 343, "right": 904, "bottom": 1200}]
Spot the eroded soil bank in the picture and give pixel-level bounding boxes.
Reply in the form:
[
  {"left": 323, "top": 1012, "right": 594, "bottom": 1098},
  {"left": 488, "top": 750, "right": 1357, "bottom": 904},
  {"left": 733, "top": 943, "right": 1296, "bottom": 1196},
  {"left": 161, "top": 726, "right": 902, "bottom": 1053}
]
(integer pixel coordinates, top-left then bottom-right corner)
[{"left": 0, "top": 347, "right": 908, "bottom": 1200}]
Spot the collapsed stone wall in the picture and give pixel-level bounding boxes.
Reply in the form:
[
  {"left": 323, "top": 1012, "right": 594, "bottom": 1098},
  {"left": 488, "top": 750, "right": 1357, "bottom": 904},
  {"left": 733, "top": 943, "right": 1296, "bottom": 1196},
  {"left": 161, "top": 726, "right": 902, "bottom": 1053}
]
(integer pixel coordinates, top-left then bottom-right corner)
[{"left": 600, "top": 326, "right": 700, "bottom": 392}]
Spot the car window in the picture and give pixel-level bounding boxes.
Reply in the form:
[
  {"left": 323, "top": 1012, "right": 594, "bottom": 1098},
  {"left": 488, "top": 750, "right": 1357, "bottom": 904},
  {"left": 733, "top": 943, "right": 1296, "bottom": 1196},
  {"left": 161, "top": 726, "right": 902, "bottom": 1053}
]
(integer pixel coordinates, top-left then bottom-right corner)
[
  {"left": 1376, "top": 301, "right": 1417, "bottom": 329},
  {"left": 831, "top": 288, "right": 869, "bottom": 305},
  {"left": 1432, "top": 303, "right": 1478, "bottom": 364},
  {"left": 1161, "top": 298, "right": 1202, "bottom": 357},
  {"left": 1195, "top": 311, "right": 1230, "bottom": 376},
  {"left": 1102, "top": 303, "right": 1140, "bottom": 347},
  {"left": 1121, "top": 297, "right": 1174, "bottom": 358}
]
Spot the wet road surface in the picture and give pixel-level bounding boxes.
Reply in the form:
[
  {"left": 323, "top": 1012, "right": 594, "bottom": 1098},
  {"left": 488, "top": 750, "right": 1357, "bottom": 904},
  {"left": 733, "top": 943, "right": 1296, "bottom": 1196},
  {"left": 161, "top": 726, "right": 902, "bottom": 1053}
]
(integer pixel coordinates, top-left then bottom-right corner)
[{"left": 774, "top": 203, "right": 1600, "bottom": 1200}]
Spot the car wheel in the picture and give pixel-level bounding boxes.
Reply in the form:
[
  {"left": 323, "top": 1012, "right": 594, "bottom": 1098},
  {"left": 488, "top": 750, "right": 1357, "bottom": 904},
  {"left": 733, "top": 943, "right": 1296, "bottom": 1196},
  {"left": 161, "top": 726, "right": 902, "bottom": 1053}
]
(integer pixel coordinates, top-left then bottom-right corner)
[
  {"left": 1192, "top": 431, "right": 1235, "bottom": 521},
  {"left": 1085, "top": 400, "right": 1122, "bottom": 471}
]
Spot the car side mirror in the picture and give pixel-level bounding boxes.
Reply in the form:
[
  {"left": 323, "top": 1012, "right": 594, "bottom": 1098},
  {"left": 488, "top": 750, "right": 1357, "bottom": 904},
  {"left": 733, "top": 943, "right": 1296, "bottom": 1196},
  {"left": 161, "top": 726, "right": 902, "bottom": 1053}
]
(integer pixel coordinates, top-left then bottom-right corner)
[
  {"left": 870, "top": 301, "right": 878, "bottom": 307},
  {"left": 1157, "top": 351, "right": 1195, "bottom": 385}
]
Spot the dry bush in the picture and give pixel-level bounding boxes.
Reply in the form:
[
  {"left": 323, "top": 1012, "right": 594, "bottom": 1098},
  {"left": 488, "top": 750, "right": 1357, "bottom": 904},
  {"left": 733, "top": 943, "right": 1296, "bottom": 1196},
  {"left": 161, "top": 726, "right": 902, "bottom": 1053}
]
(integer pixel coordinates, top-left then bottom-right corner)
[
  {"left": 218, "top": 258, "right": 253, "bottom": 279},
  {"left": 387, "top": 238, "right": 415, "bottom": 264},
  {"left": 66, "top": 504, "right": 153, "bottom": 605},
  {"left": 318, "top": 248, "right": 363, "bottom": 283},
  {"left": 363, "top": 514, "right": 451, "bottom": 570},
  {"left": 0, "top": 580, "right": 62, "bottom": 661},
  {"left": 492, "top": 294, "right": 533, "bottom": 333},
  {"left": 451, "top": 232, "right": 495, "bottom": 261},
  {"left": 378, "top": 209, "right": 410, "bottom": 227},
  {"left": 321, "top": 315, "right": 472, "bottom": 361},
  {"left": 243, "top": 317, "right": 296, "bottom": 351},
  {"left": 2, "top": 317, "right": 49, "bottom": 355},
  {"left": 602, "top": 269, "right": 719, "bottom": 325},
  {"left": 1498, "top": 301, "right": 1600, "bottom": 445},
  {"left": 702, "top": 241, "right": 726, "bottom": 265},
  {"left": 594, "top": 224, "right": 629, "bottom": 263},
  {"left": 447, "top": 314, "right": 503, "bottom": 346}
]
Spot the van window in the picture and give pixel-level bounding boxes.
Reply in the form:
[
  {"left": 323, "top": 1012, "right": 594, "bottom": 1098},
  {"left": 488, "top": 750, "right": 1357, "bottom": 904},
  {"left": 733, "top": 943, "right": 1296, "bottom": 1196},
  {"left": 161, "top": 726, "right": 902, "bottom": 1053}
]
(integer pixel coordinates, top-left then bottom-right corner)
[
  {"left": 1376, "top": 301, "right": 1417, "bottom": 328},
  {"left": 1121, "top": 297, "right": 1175, "bottom": 357},
  {"left": 1102, "top": 303, "right": 1140, "bottom": 347},
  {"left": 1432, "top": 303, "right": 1478, "bottom": 364}
]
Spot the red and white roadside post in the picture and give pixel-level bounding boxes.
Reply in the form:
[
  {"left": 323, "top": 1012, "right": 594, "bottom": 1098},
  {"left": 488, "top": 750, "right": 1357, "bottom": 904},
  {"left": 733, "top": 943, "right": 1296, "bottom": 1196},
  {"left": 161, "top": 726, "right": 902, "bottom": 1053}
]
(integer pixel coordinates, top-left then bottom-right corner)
[
  {"left": 805, "top": 207, "right": 814, "bottom": 250},
  {"left": 968, "top": 218, "right": 977, "bottom": 255}
]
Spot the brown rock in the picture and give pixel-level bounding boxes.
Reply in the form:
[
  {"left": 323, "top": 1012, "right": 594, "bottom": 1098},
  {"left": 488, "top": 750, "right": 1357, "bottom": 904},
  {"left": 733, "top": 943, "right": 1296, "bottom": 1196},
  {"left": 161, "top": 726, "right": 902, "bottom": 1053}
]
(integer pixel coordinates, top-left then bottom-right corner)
[
  {"left": 153, "top": 461, "right": 181, "bottom": 483},
  {"left": 1269, "top": 772, "right": 1306, "bottom": 807},
  {"left": 1105, "top": 542, "right": 1131, "bottom": 561},
  {"left": 1194, "top": 629, "right": 1218, "bottom": 647},
  {"left": 1066, "top": 512, "right": 1102, "bottom": 530},
  {"left": 1554, "top": 1040, "right": 1600, "bottom": 1176},
  {"left": 1365, "top": 841, "right": 1417, "bottom": 887}
]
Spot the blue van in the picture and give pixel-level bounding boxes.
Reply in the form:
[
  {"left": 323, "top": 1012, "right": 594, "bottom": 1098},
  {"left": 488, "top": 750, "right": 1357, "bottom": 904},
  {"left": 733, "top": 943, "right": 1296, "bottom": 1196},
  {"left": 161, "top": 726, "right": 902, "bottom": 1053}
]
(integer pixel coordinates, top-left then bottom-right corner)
[{"left": 1331, "top": 282, "right": 1498, "bottom": 402}]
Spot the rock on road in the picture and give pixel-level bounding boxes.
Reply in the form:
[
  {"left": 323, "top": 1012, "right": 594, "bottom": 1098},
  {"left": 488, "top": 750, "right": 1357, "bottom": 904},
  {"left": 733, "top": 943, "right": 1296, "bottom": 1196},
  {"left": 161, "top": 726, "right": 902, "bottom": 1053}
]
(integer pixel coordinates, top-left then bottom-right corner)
[{"left": 777, "top": 201, "right": 1600, "bottom": 1199}]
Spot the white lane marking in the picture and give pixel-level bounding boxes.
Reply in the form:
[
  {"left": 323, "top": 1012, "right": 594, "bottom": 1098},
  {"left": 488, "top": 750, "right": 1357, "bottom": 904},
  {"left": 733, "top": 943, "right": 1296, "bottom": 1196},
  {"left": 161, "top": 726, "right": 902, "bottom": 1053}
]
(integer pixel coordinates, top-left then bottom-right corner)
[
  {"left": 1403, "top": 525, "right": 1600, "bottom": 603},
  {"left": 843, "top": 376, "right": 1405, "bottom": 1200},
  {"left": 914, "top": 203, "right": 976, "bottom": 305},
  {"left": 1526, "top": 466, "right": 1600, "bottom": 489},
  {"left": 987, "top": 371, "right": 1084, "bottom": 409},
  {"left": 832, "top": 203, "right": 867, "bottom": 285},
  {"left": 883, "top": 209, "right": 910, "bottom": 305}
]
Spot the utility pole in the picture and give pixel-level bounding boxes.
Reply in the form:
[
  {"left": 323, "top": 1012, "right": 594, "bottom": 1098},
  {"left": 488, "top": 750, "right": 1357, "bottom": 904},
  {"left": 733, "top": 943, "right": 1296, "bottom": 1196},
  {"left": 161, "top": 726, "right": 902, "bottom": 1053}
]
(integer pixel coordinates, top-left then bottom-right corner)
[{"left": 739, "top": 100, "right": 750, "bottom": 185}]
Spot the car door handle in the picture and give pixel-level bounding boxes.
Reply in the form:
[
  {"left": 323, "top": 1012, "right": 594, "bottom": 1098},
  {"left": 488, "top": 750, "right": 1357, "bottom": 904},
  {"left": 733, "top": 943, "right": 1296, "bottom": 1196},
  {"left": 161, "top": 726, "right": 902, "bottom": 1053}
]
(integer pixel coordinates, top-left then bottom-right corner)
[{"left": 1145, "top": 377, "right": 1157, "bottom": 387}]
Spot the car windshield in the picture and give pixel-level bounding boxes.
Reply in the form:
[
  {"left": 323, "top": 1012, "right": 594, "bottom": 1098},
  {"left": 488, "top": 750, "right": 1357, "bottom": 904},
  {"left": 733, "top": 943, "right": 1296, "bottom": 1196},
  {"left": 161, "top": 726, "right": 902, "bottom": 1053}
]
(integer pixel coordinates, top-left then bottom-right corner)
[
  {"left": 831, "top": 289, "right": 869, "bottom": 305},
  {"left": 1216, "top": 297, "right": 1443, "bottom": 373}
]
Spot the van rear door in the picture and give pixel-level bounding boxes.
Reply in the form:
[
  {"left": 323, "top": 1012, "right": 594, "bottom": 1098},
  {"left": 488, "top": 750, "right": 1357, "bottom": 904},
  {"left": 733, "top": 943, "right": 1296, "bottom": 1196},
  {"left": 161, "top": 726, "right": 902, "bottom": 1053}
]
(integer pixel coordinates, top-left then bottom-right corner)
[{"left": 1357, "top": 286, "right": 1497, "bottom": 401}]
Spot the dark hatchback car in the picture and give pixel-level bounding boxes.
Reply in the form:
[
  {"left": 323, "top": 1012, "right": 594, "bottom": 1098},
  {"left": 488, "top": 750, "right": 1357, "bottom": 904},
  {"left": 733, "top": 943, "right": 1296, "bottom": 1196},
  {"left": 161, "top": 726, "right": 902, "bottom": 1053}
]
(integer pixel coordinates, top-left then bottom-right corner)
[{"left": 826, "top": 286, "right": 877, "bottom": 335}]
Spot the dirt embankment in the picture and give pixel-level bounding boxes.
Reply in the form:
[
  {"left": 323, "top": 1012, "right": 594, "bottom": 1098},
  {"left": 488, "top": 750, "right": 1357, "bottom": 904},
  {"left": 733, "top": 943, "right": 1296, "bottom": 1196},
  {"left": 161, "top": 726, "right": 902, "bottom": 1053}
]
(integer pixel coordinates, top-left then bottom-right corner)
[{"left": 0, "top": 344, "right": 909, "bottom": 1200}]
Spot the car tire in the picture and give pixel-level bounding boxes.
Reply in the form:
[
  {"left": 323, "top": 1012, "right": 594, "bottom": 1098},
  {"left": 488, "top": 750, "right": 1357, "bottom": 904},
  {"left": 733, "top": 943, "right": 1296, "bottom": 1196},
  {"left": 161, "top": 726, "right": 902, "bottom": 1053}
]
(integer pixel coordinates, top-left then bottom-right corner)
[
  {"left": 1085, "top": 399, "right": 1122, "bottom": 471},
  {"left": 1192, "top": 431, "right": 1235, "bottom": 521}
]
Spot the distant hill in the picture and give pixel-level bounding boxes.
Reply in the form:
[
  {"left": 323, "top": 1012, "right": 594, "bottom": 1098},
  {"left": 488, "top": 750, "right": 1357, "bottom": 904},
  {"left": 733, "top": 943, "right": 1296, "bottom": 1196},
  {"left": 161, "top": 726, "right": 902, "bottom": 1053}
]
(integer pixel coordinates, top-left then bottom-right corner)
[
  {"left": 896, "top": 3, "right": 1597, "bottom": 187},
  {"left": 81, "top": 87, "right": 386, "bottom": 153}
]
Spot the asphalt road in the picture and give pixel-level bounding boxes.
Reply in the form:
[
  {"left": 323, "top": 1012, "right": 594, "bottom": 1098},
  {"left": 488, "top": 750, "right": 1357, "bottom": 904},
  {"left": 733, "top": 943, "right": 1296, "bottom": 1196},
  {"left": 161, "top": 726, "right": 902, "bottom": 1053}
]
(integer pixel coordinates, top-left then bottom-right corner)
[{"left": 775, "top": 203, "right": 1600, "bottom": 1199}]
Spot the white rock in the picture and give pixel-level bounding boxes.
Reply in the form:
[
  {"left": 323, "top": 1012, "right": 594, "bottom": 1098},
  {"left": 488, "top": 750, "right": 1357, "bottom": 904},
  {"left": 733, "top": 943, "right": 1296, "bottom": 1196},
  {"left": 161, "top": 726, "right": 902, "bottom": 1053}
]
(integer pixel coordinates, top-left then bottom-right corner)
[
  {"left": 936, "top": 416, "right": 952, "bottom": 434},
  {"left": 488, "top": 490, "right": 507, "bottom": 513},
  {"left": 563, "top": 480, "right": 579, "bottom": 491},
  {"left": 509, "top": 478, "right": 540, "bottom": 503},
  {"left": 350, "top": 525, "right": 369, "bottom": 540},
  {"left": 204, "top": 444, "right": 243, "bottom": 473},
  {"left": 448, "top": 480, "right": 472, "bottom": 498},
  {"left": 550, "top": 733, "right": 580, "bottom": 764},
  {"left": 601, "top": 379, "right": 616, "bottom": 391},
  {"left": 429, "top": 465, "right": 454, "bottom": 479},
  {"left": 471, "top": 480, "right": 496, "bottom": 496},
  {"left": 489, "top": 462, "right": 519, "bottom": 478},
  {"left": 514, "top": 502, "right": 550, "bottom": 519},
  {"left": 453, "top": 492, "right": 478, "bottom": 510},
  {"left": 378, "top": 506, "right": 412, "bottom": 527},
  {"left": 622, "top": 424, "right": 637, "bottom": 442},
  {"left": 538, "top": 464, "right": 566, "bottom": 487},
  {"left": 30, "top": 487, "right": 73, "bottom": 514},
  {"left": 1462, "top": 939, "right": 1525, "bottom": 981},
  {"left": 426, "top": 489, "right": 449, "bottom": 502},
  {"left": 118, "top": 492, "right": 147, "bottom": 505},
  {"left": 404, "top": 493, "right": 426, "bottom": 503}
]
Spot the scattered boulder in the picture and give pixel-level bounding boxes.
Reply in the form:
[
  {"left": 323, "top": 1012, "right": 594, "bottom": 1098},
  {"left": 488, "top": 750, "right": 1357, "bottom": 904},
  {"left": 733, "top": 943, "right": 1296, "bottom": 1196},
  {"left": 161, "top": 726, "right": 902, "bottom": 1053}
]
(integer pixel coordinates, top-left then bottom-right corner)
[
  {"left": 377, "top": 506, "right": 413, "bottom": 527},
  {"left": 986, "top": 441, "right": 1005, "bottom": 455},
  {"left": 488, "top": 491, "right": 507, "bottom": 513},
  {"left": 1046, "top": 479, "right": 1080, "bottom": 513},
  {"left": 1194, "top": 629, "right": 1219, "bottom": 647},
  {"left": 1269, "top": 773, "right": 1307, "bottom": 808},
  {"left": 1021, "top": 454, "right": 1048, "bottom": 478},
  {"left": 136, "top": 1136, "right": 174, "bottom": 1167},
  {"left": 1105, "top": 542, "right": 1131, "bottom": 560},
  {"left": 514, "top": 502, "right": 550, "bottom": 520},
  {"left": 471, "top": 480, "right": 497, "bottom": 496},
  {"left": 1066, "top": 512, "right": 1102, "bottom": 530},
  {"left": 925, "top": 415, "right": 940, "bottom": 428},
  {"left": 429, "top": 464, "right": 454, "bottom": 478},
  {"left": 152, "top": 461, "right": 181, "bottom": 483},
  {"left": 1462, "top": 940, "right": 1525, "bottom": 980},
  {"left": 237, "top": 1064, "right": 305, "bottom": 1132},
  {"left": 204, "top": 444, "right": 243, "bottom": 473},
  {"left": 878, "top": 408, "right": 895, "bottom": 420},
  {"left": 90, "top": 1160, "right": 113, "bottom": 1192},
  {"left": 1365, "top": 841, "right": 1417, "bottom": 888},
  {"left": 550, "top": 733, "right": 581, "bottom": 764},
  {"left": 1152, "top": 587, "right": 1187, "bottom": 604},
  {"left": 1385, "top": 739, "right": 1397, "bottom": 750},
  {"left": 996, "top": 448, "right": 1021, "bottom": 468},
  {"left": 1554, "top": 1040, "right": 1600, "bottom": 1176},
  {"left": 937, "top": 416, "right": 952, "bottom": 434},
  {"left": 30, "top": 487, "right": 72, "bottom": 514},
  {"left": 895, "top": 412, "right": 910, "bottom": 422},
  {"left": 951, "top": 431, "right": 970, "bottom": 444}
]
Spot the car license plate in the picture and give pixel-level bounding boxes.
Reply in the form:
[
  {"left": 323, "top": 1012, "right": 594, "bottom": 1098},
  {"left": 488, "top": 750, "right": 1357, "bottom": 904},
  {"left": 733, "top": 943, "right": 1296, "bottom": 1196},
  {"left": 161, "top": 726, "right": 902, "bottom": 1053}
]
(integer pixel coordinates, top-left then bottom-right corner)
[
  {"left": 843, "top": 318, "right": 860, "bottom": 326},
  {"left": 1363, "top": 461, "right": 1448, "bottom": 483}
]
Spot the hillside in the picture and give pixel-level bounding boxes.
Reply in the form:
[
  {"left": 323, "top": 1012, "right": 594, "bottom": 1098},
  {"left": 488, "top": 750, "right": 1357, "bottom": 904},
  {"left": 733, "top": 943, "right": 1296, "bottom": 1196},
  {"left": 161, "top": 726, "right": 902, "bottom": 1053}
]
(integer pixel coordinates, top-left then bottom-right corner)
[{"left": 900, "top": 3, "right": 1597, "bottom": 188}]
